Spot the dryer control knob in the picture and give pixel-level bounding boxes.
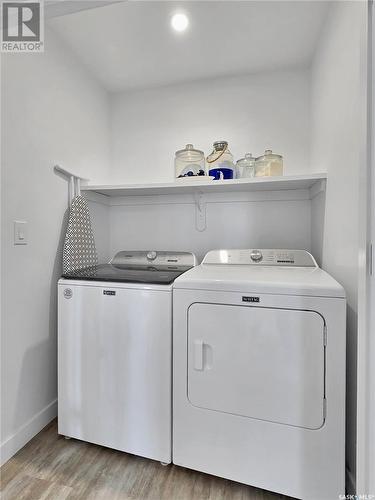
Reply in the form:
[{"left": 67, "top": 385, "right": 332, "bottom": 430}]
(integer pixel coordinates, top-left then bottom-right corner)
[
  {"left": 250, "top": 249, "right": 263, "bottom": 262},
  {"left": 147, "top": 251, "right": 157, "bottom": 261}
]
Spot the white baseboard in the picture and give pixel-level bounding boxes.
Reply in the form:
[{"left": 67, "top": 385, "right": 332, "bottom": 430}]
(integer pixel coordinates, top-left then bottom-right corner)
[{"left": 0, "top": 399, "right": 57, "bottom": 467}]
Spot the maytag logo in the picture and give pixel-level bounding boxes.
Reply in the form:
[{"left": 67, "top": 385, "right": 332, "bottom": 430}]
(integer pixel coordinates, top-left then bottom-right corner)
[
  {"left": 103, "top": 290, "right": 116, "bottom": 296},
  {"left": 242, "top": 296, "right": 260, "bottom": 303},
  {"left": 1, "top": 0, "right": 44, "bottom": 52}
]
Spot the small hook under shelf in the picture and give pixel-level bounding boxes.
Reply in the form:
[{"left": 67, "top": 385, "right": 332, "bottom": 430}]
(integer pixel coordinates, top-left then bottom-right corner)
[{"left": 194, "top": 192, "right": 206, "bottom": 232}]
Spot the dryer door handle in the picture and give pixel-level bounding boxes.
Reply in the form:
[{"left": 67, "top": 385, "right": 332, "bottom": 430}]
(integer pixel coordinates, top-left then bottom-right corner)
[
  {"left": 193, "top": 340, "right": 213, "bottom": 371},
  {"left": 194, "top": 340, "right": 204, "bottom": 370}
]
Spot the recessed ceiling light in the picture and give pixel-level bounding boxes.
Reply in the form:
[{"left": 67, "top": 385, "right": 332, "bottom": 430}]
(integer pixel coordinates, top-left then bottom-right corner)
[{"left": 171, "top": 13, "right": 189, "bottom": 32}]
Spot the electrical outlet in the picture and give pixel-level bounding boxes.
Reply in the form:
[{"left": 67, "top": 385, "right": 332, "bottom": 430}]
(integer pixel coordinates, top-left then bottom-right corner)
[{"left": 14, "top": 221, "right": 28, "bottom": 245}]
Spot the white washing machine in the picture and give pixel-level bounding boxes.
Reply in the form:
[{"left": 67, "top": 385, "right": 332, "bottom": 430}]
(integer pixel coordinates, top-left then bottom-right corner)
[
  {"left": 173, "top": 249, "right": 346, "bottom": 500},
  {"left": 58, "top": 250, "right": 196, "bottom": 464}
]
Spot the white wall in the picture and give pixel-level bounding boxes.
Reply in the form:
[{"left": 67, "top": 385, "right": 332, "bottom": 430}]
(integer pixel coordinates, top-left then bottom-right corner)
[
  {"left": 0, "top": 27, "right": 110, "bottom": 465},
  {"left": 356, "top": 2, "right": 375, "bottom": 494},
  {"left": 369, "top": 43, "right": 375, "bottom": 491},
  {"left": 108, "top": 191, "right": 312, "bottom": 262},
  {"left": 368, "top": 6, "right": 375, "bottom": 490},
  {"left": 310, "top": 1, "right": 367, "bottom": 492},
  {"left": 110, "top": 68, "right": 311, "bottom": 184},
  {"left": 87, "top": 194, "right": 111, "bottom": 263},
  {"left": 107, "top": 67, "right": 314, "bottom": 262}
]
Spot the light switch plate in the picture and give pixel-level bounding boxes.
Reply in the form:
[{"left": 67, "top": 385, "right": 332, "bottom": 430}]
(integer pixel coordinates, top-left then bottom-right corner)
[{"left": 14, "top": 221, "right": 28, "bottom": 245}]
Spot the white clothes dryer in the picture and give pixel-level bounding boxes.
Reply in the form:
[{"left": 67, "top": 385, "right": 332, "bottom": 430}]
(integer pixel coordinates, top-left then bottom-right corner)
[{"left": 173, "top": 249, "right": 346, "bottom": 500}]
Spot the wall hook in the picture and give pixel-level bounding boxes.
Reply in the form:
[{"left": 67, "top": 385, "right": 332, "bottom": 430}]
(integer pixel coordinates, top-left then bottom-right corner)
[{"left": 194, "top": 192, "right": 206, "bottom": 232}]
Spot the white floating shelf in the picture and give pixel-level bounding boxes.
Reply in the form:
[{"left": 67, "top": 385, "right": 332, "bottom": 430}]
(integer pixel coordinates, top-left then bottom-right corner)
[{"left": 82, "top": 173, "right": 327, "bottom": 197}]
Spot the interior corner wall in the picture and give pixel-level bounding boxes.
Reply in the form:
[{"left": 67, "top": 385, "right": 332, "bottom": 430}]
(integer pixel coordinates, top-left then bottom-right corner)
[
  {"left": 310, "top": 190, "right": 326, "bottom": 267},
  {"left": 310, "top": 1, "right": 367, "bottom": 492},
  {"left": 0, "top": 27, "right": 110, "bottom": 465},
  {"left": 110, "top": 68, "right": 311, "bottom": 184}
]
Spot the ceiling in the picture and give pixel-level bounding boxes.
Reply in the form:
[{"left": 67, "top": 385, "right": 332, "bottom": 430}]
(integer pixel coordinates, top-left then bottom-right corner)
[
  {"left": 45, "top": 1, "right": 122, "bottom": 20},
  {"left": 48, "top": 1, "right": 331, "bottom": 93}
]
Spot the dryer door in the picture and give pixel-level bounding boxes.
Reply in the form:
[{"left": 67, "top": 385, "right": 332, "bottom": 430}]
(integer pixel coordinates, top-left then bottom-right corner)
[{"left": 188, "top": 303, "right": 325, "bottom": 429}]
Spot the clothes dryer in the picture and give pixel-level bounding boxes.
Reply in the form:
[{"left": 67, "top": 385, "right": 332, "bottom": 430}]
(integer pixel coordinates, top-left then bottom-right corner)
[{"left": 173, "top": 249, "right": 345, "bottom": 499}]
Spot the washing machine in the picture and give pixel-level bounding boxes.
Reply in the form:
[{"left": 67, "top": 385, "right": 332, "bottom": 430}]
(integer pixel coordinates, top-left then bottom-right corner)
[
  {"left": 58, "top": 250, "right": 196, "bottom": 463},
  {"left": 173, "top": 249, "right": 346, "bottom": 500}
]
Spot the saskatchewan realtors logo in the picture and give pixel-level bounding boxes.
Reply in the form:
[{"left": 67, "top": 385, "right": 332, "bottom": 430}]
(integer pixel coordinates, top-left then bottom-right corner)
[{"left": 1, "top": 0, "right": 44, "bottom": 52}]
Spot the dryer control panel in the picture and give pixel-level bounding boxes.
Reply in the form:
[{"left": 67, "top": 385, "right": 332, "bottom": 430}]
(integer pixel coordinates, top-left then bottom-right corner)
[{"left": 202, "top": 249, "right": 318, "bottom": 267}]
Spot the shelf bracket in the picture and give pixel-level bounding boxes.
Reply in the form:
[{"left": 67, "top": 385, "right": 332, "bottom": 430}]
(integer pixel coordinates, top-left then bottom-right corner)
[{"left": 194, "top": 192, "right": 206, "bottom": 232}]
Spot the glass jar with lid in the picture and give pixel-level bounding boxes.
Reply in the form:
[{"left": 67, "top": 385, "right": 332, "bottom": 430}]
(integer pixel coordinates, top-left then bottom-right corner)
[
  {"left": 175, "top": 144, "right": 205, "bottom": 179},
  {"left": 207, "top": 141, "right": 235, "bottom": 180},
  {"left": 236, "top": 153, "right": 255, "bottom": 178},
  {"left": 255, "top": 149, "right": 283, "bottom": 177}
]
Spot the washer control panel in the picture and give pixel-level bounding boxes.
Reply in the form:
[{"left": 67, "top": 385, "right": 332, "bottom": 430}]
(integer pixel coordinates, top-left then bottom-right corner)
[
  {"left": 202, "top": 249, "right": 317, "bottom": 267},
  {"left": 111, "top": 250, "right": 197, "bottom": 269}
]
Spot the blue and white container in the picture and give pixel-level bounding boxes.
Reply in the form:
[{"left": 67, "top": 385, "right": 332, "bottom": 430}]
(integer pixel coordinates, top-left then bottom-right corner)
[{"left": 207, "top": 141, "right": 235, "bottom": 180}]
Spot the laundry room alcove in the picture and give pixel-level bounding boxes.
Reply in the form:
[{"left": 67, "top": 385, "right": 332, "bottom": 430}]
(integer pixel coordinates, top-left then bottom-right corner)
[{"left": 2, "top": 1, "right": 367, "bottom": 491}]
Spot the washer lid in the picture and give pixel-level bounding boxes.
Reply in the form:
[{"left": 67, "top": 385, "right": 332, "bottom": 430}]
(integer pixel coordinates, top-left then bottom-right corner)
[
  {"left": 62, "top": 264, "right": 187, "bottom": 285},
  {"left": 174, "top": 249, "right": 345, "bottom": 298},
  {"left": 62, "top": 250, "right": 197, "bottom": 285}
]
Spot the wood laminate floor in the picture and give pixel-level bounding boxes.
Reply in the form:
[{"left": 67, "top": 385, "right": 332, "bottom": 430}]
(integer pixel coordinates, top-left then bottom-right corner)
[{"left": 0, "top": 420, "right": 293, "bottom": 500}]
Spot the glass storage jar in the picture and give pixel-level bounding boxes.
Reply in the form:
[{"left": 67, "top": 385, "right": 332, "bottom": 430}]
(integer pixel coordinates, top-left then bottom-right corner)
[
  {"left": 255, "top": 149, "right": 283, "bottom": 177},
  {"left": 175, "top": 144, "right": 205, "bottom": 178},
  {"left": 236, "top": 153, "right": 255, "bottom": 178},
  {"left": 206, "top": 141, "right": 235, "bottom": 180}
]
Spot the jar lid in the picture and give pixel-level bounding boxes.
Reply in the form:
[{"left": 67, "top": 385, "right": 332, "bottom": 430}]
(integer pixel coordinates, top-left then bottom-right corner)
[
  {"left": 237, "top": 153, "right": 255, "bottom": 165},
  {"left": 175, "top": 143, "right": 204, "bottom": 159},
  {"left": 263, "top": 149, "right": 283, "bottom": 159},
  {"left": 213, "top": 141, "right": 228, "bottom": 151}
]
